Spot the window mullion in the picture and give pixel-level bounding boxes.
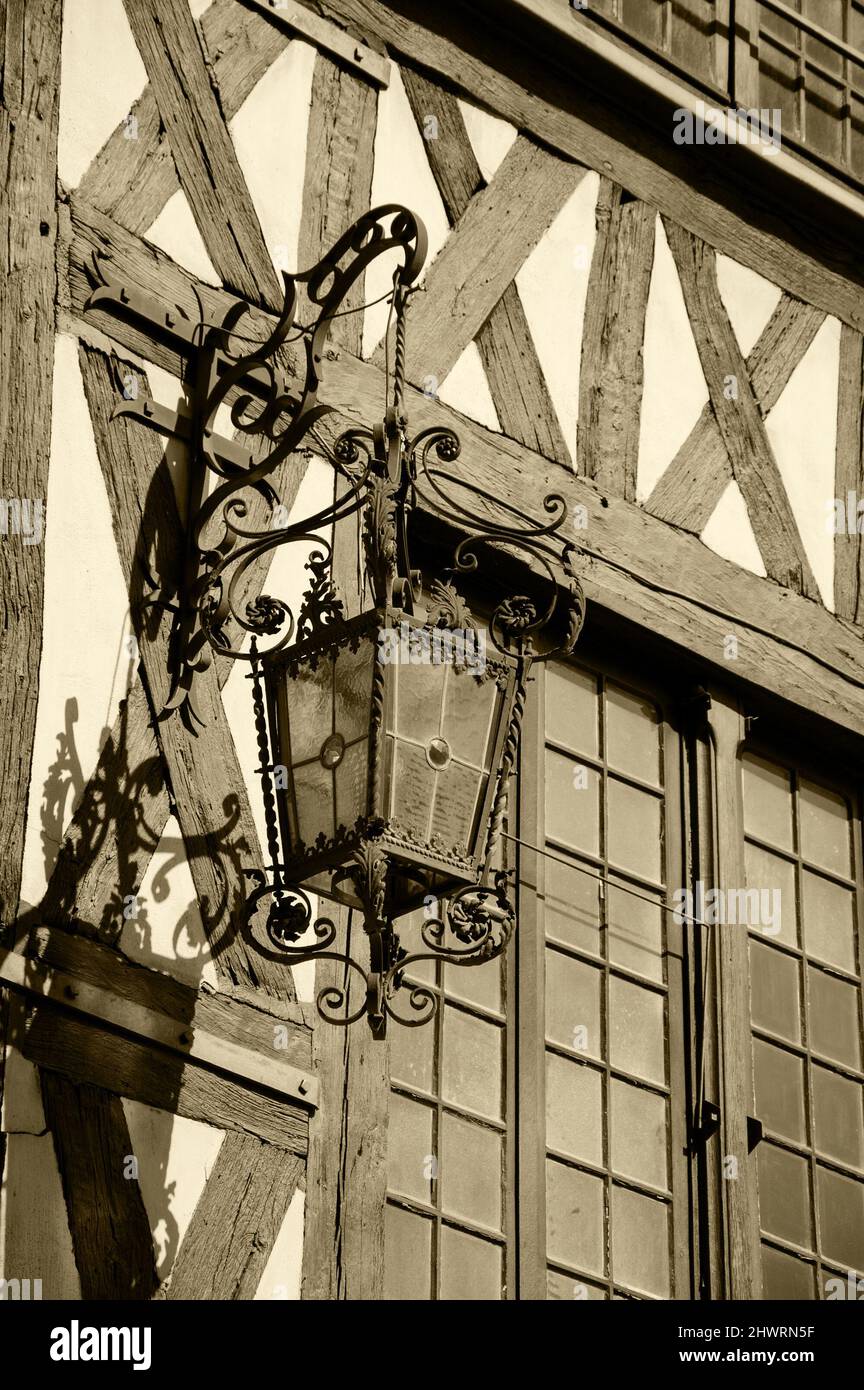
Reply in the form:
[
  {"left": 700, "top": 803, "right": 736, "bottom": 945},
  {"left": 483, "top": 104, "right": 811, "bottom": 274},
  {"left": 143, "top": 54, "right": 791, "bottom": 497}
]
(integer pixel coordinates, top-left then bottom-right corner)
[
  {"left": 704, "top": 687, "right": 764, "bottom": 1298},
  {"left": 515, "top": 666, "right": 549, "bottom": 1299}
]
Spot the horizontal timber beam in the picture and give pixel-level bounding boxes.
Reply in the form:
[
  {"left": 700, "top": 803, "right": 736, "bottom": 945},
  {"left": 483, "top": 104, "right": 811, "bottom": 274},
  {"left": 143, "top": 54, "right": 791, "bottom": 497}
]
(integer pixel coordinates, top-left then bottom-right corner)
[
  {"left": 66, "top": 199, "right": 864, "bottom": 741},
  {"left": 0, "top": 942, "right": 317, "bottom": 1108},
  {"left": 240, "top": 0, "right": 389, "bottom": 85}
]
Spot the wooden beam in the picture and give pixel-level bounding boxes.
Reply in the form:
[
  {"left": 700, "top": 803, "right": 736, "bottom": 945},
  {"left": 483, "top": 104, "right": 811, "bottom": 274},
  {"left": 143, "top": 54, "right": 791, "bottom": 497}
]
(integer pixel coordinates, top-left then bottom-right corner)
[
  {"left": 28, "top": 926, "right": 311, "bottom": 1067},
  {"left": 298, "top": 50, "right": 378, "bottom": 354},
  {"left": 295, "top": 56, "right": 389, "bottom": 1303},
  {"left": 40, "top": 1071, "right": 159, "bottom": 1300},
  {"left": 23, "top": 1006, "right": 309, "bottom": 1153},
  {"left": 646, "top": 294, "right": 826, "bottom": 531},
  {"left": 373, "top": 134, "right": 586, "bottom": 388},
  {"left": 577, "top": 179, "right": 655, "bottom": 499},
  {"left": 122, "top": 0, "right": 281, "bottom": 306},
  {"left": 1, "top": 943, "right": 316, "bottom": 1106},
  {"left": 706, "top": 693, "right": 763, "bottom": 1298},
  {"left": 834, "top": 324, "right": 864, "bottom": 623},
  {"left": 77, "top": 0, "right": 290, "bottom": 236},
  {"left": 401, "top": 63, "right": 571, "bottom": 465},
  {"left": 315, "top": 0, "right": 864, "bottom": 332},
  {"left": 662, "top": 220, "right": 820, "bottom": 598},
  {"left": 164, "top": 1132, "right": 304, "bottom": 1299},
  {"left": 241, "top": 0, "right": 389, "bottom": 86},
  {"left": 0, "top": 0, "right": 60, "bottom": 926},
  {"left": 65, "top": 206, "right": 864, "bottom": 739},
  {"left": 77, "top": 342, "right": 297, "bottom": 998}
]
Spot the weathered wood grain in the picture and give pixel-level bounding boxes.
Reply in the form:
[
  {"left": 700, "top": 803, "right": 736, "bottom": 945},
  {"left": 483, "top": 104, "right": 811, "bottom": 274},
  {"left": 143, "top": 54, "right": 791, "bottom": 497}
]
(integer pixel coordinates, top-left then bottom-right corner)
[
  {"left": 646, "top": 295, "right": 826, "bottom": 531},
  {"left": 122, "top": 0, "right": 281, "bottom": 306},
  {"left": 65, "top": 205, "right": 864, "bottom": 737},
  {"left": 706, "top": 694, "right": 763, "bottom": 1298},
  {"left": 663, "top": 220, "right": 819, "bottom": 598},
  {"left": 77, "top": 342, "right": 295, "bottom": 999},
  {"left": 25, "top": 1006, "right": 309, "bottom": 1153},
  {"left": 0, "top": 0, "right": 60, "bottom": 926},
  {"left": 241, "top": 0, "right": 389, "bottom": 85},
  {"left": 316, "top": 0, "right": 864, "bottom": 331},
  {"left": 77, "top": 0, "right": 291, "bottom": 236},
  {"left": 164, "top": 1132, "right": 303, "bottom": 1299},
  {"left": 834, "top": 324, "right": 864, "bottom": 623},
  {"left": 373, "top": 134, "right": 586, "bottom": 387},
  {"left": 29, "top": 926, "right": 310, "bottom": 1065},
  {"left": 39, "top": 1070, "right": 159, "bottom": 1300},
  {"left": 578, "top": 179, "right": 655, "bottom": 498},
  {"left": 295, "top": 57, "right": 388, "bottom": 1302},
  {"left": 298, "top": 50, "right": 378, "bottom": 355},
  {"left": 401, "top": 63, "right": 571, "bottom": 464}
]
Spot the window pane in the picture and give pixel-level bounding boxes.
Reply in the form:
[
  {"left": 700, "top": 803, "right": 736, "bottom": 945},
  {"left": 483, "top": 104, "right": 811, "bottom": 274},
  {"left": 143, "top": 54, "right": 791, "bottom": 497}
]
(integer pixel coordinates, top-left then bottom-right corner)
[
  {"left": 545, "top": 949, "right": 602, "bottom": 1059},
  {"left": 812, "top": 1066, "right": 864, "bottom": 1170},
  {"left": 808, "top": 967, "right": 862, "bottom": 1070},
  {"left": 546, "top": 1053, "right": 603, "bottom": 1166},
  {"left": 390, "top": 1017, "right": 435, "bottom": 1093},
  {"left": 334, "top": 638, "right": 374, "bottom": 743},
  {"left": 445, "top": 954, "right": 502, "bottom": 1014},
  {"left": 384, "top": 1205, "right": 431, "bottom": 1300},
  {"left": 802, "top": 870, "right": 856, "bottom": 974},
  {"left": 545, "top": 664, "right": 599, "bottom": 759},
  {"left": 545, "top": 854, "right": 602, "bottom": 957},
  {"left": 388, "top": 1093, "right": 433, "bottom": 1203},
  {"left": 284, "top": 657, "right": 332, "bottom": 762},
  {"left": 761, "top": 1244, "right": 815, "bottom": 1300},
  {"left": 547, "top": 1269, "right": 606, "bottom": 1300},
  {"left": 394, "top": 656, "right": 446, "bottom": 743},
  {"left": 799, "top": 779, "right": 852, "bottom": 878},
  {"left": 605, "top": 683, "right": 661, "bottom": 787},
  {"left": 334, "top": 737, "right": 368, "bottom": 830},
  {"left": 441, "top": 1113, "right": 502, "bottom": 1230},
  {"left": 611, "top": 1186, "right": 671, "bottom": 1298},
  {"left": 611, "top": 1080, "right": 668, "bottom": 1191},
  {"left": 742, "top": 754, "right": 793, "bottom": 851},
  {"left": 817, "top": 1167, "right": 864, "bottom": 1269},
  {"left": 745, "top": 840, "right": 798, "bottom": 949},
  {"left": 439, "top": 1227, "right": 502, "bottom": 1300},
  {"left": 442, "top": 664, "right": 497, "bottom": 766},
  {"left": 753, "top": 1038, "right": 807, "bottom": 1145},
  {"left": 609, "top": 976, "right": 665, "bottom": 1085},
  {"left": 758, "top": 1144, "right": 813, "bottom": 1250},
  {"left": 442, "top": 1007, "right": 503, "bottom": 1120},
  {"left": 750, "top": 940, "right": 802, "bottom": 1044},
  {"left": 607, "top": 780, "right": 662, "bottom": 883},
  {"left": 546, "top": 1160, "right": 605, "bottom": 1276},
  {"left": 545, "top": 749, "right": 600, "bottom": 856},
  {"left": 607, "top": 882, "right": 664, "bottom": 982},
  {"left": 391, "top": 740, "right": 434, "bottom": 839}
]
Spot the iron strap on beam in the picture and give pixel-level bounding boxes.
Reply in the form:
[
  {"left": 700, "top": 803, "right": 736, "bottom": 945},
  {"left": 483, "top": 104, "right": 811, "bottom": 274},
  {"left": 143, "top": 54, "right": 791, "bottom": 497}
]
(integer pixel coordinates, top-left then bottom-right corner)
[
  {"left": 243, "top": 0, "right": 390, "bottom": 86},
  {"left": 0, "top": 947, "right": 319, "bottom": 1110}
]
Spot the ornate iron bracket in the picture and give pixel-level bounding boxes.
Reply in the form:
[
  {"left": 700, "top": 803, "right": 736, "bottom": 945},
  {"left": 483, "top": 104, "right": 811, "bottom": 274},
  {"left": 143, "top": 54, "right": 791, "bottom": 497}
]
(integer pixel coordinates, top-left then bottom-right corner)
[{"left": 86, "top": 204, "right": 587, "bottom": 1034}]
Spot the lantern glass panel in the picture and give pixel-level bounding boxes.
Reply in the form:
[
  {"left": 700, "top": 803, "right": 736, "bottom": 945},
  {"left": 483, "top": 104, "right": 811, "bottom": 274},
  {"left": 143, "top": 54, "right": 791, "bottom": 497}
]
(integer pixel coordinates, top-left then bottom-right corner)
[
  {"left": 270, "top": 629, "right": 376, "bottom": 859},
  {"left": 285, "top": 656, "right": 332, "bottom": 763},
  {"left": 387, "top": 654, "right": 504, "bottom": 862}
]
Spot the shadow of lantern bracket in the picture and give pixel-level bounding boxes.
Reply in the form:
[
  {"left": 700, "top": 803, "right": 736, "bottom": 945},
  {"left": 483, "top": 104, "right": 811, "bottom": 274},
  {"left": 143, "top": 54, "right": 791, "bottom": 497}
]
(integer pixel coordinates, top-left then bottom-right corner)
[{"left": 84, "top": 204, "right": 586, "bottom": 1036}]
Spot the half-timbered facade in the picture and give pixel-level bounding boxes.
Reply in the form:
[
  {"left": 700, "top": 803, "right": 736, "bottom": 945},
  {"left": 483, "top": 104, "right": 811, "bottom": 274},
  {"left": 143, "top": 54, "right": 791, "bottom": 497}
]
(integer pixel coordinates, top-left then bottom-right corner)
[{"left": 2, "top": 0, "right": 864, "bottom": 1301}]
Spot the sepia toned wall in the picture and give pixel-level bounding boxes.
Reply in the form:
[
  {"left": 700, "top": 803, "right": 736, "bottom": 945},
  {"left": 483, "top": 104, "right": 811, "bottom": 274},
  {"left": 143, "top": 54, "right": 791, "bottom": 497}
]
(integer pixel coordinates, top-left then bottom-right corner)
[{"left": 0, "top": 0, "right": 855, "bottom": 1301}]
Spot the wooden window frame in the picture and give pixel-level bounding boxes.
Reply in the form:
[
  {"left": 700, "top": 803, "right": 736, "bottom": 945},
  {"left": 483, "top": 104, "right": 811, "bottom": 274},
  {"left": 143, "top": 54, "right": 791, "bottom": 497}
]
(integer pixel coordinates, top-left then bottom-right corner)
[{"left": 515, "top": 650, "right": 694, "bottom": 1300}]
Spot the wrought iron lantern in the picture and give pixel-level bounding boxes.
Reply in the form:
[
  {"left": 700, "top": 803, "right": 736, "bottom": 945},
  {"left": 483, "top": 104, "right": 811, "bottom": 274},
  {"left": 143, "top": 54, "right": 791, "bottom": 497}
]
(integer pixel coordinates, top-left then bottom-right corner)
[{"left": 86, "top": 205, "right": 585, "bottom": 1036}]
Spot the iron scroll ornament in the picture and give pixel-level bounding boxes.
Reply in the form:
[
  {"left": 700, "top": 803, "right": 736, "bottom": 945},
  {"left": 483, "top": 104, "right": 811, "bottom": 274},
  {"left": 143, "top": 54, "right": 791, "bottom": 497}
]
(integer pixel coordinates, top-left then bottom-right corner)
[
  {"left": 88, "top": 205, "right": 427, "bottom": 729},
  {"left": 86, "top": 204, "right": 586, "bottom": 1034}
]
